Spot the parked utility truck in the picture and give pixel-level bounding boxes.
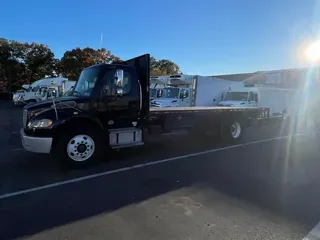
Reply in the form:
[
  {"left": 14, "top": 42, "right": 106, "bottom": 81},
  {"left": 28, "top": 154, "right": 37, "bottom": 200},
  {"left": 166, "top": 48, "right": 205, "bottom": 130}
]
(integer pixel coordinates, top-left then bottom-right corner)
[
  {"left": 14, "top": 77, "right": 76, "bottom": 105},
  {"left": 20, "top": 54, "right": 270, "bottom": 168},
  {"left": 150, "top": 74, "right": 244, "bottom": 108},
  {"left": 218, "top": 86, "right": 301, "bottom": 119}
]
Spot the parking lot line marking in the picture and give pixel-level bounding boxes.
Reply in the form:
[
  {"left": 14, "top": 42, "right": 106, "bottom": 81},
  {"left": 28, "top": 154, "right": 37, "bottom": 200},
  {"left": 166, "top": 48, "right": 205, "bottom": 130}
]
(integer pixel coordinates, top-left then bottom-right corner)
[
  {"left": 11, "top": 132, "right": 20, "bottom": 134},
  {"left": 0, "top": 134, "right": 303, "bottom": 201},
  {"left": 303, "top": 222, "right": 320, "bottom": 240}
]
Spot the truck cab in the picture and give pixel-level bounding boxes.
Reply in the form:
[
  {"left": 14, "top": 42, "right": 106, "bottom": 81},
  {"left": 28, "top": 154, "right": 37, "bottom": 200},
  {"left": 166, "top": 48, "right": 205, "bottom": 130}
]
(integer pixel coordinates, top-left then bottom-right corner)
[
  {"left": 150, "top": 87, "right": 190, "bottom": 107},
  {"left": 219, "top": 88, "right": 259, "bottom": 107},
  {"left": 149, "top": 76, "right": 168, "bottom": 101},
  {"left": 150, "top": 75, "right": 192, "bottom": 107},
  {"left": 20, "top": 54, "right": 149, "bottom": 167}
]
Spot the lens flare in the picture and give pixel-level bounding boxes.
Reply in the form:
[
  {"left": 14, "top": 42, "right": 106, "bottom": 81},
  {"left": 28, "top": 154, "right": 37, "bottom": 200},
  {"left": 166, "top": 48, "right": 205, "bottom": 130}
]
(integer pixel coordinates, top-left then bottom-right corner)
[{"left": 305, "top": 41, "right": 320, "bottom": 62}]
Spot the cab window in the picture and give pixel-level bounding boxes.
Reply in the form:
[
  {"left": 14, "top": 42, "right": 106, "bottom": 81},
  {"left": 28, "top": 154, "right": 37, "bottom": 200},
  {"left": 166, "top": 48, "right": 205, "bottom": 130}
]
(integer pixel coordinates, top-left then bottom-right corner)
[
  {"left": 32, "top": 86, "right": 39, "bottom": 92},
  {"left": 103, "top": 69, "right": 131, "bottom": 96}
]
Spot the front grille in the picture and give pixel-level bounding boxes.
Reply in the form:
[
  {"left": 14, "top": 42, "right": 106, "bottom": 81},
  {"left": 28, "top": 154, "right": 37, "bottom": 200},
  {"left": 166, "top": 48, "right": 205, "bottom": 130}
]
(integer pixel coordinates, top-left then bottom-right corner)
[
  {"left": 150, "top": 103, "right": 160, "bottom": 107},
  {"left": 150, "top": 101, "right": 161, "bottom": 107},
  {"left": 23, "top": 109, "right": 28, "bottom": 129}
]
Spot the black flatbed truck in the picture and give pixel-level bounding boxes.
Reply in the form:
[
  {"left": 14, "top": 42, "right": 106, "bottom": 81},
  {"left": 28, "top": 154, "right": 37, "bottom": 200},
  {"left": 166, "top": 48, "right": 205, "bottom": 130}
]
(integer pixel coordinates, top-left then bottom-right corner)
[{"left": 20, "top": 54, "right": 269, "bottom": 168}]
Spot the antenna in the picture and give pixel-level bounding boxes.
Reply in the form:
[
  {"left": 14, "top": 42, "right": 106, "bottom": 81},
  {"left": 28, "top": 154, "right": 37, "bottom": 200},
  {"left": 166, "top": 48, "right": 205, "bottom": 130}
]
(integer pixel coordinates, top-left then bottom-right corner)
[{"left": 100, "top": 33, "right": 103, "bottom": 48}]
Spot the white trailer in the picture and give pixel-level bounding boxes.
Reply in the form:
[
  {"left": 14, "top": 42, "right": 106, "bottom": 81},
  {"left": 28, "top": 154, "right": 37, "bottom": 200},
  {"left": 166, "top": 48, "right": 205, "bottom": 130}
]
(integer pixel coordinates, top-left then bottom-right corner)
[{"left": 150, "top": 74, "right": 243, "bottom": 108}]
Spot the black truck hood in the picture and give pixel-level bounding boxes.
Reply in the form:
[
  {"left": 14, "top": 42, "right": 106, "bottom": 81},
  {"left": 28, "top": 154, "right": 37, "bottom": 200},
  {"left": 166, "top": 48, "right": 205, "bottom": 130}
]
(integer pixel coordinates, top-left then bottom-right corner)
[{"left": 25, "top": 96, "right": 90, "bottom": 112}]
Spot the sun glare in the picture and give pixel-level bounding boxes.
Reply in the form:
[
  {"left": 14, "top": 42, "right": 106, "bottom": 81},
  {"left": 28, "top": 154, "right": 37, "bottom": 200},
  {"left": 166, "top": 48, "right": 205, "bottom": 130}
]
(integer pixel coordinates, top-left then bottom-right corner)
[{"left": 305, "top": 41, "right": 320, "bottom": 62}]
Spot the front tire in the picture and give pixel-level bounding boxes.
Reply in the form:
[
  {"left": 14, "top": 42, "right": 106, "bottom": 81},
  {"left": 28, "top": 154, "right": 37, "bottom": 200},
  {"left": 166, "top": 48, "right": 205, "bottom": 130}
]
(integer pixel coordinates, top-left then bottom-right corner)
[{"left": 53, "top": 127, "right": 103, "bottom": 168}]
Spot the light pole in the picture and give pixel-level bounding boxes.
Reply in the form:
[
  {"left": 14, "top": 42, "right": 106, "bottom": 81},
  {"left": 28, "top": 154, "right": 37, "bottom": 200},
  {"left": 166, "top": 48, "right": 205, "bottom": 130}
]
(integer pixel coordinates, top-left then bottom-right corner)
[{"left": 6, "top": 56, "right": 15, "bottom": 98}]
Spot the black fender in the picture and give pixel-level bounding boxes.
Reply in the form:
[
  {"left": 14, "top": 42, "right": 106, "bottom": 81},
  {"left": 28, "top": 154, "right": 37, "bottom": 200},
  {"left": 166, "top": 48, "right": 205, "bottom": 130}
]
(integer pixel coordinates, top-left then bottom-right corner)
[{"left": 52, "top": 114, "right": 106, "bottom": 148}]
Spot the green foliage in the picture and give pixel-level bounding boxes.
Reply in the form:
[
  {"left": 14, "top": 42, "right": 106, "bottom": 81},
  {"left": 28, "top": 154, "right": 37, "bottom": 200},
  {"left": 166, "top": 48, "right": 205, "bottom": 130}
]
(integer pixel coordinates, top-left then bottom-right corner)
[
  {"left": 150, "top": 56, "right": 182, "bottom": 76},
  {"left": 58, "top": 47, "right": 120, "bottom": 80},
  {"left": 0, "top": 37, "right": 182, "bottom": 92}
]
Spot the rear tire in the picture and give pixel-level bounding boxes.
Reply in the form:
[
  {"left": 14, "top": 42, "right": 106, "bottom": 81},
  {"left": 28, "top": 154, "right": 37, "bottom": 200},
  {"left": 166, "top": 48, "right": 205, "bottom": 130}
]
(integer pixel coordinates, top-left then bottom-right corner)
[
  {"left": 222, "top": 120, "right": 245, "bottom": 143},
  {"left": 53, "top": 126, "right": 104, "bottom": 168}
]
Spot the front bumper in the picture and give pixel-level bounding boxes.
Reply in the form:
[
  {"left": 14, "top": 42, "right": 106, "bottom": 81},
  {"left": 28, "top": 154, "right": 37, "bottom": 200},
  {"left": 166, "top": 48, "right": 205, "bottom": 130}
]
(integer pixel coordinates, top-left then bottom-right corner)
[{"left": 20, "top": 128, "right": 53, "bottom": 153}]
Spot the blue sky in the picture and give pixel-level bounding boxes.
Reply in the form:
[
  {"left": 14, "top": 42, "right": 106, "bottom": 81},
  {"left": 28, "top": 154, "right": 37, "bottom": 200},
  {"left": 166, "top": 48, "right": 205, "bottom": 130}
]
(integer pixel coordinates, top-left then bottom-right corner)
[{"left": 1, "top": 0, "right": 319, "bottom": 75}]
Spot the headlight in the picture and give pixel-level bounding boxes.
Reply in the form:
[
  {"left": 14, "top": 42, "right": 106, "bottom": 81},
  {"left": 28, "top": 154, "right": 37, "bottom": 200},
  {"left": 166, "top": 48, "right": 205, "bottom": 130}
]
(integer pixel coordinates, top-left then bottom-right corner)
[{"left": 28, "top": 119, "right": 53, "bottom": 128}]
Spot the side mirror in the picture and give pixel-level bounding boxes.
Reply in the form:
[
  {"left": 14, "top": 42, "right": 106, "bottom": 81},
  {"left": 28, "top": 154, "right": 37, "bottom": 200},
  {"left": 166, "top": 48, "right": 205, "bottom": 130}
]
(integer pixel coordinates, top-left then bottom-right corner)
[
  {"left": 115, "top": 69, "right": 124, "bottom": 86},
  {"left": 282, "top": 109, "right": 287, "bottom": 116},
  {"left": 116, "top": 87, "right": 123, "bottom": 96},
  {"left": 48, "top": 89, "right": 57, "bottom": 98},
  {"left": 180, "top": 91, "right": 188, "bottom": 99},
  {"left": 114, "top": 69, "right": 124, "bottom": 97}
]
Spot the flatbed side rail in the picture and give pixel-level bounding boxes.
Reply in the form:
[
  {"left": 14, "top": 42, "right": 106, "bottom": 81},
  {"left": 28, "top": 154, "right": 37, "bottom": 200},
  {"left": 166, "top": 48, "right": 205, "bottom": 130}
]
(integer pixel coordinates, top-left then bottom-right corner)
[{"left": 150, "top": 106, "right": 267, "bottom": 114}]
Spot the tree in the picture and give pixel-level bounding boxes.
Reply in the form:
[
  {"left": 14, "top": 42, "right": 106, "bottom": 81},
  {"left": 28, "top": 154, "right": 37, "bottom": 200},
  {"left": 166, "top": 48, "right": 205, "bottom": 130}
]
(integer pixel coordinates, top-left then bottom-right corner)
[
  {"left": 0, "top": 37, "right": 183, "bottom": 93},
  {"left": 24, "top": 42, "right": 56, "bottom": 81},
  {"left": 59, "top": 47, "right": 120, "bottom": 80},
  {"left": 150, "top": 56, "right": 182, "bottom": 76},
  {"left": 0, "top": 38, "right": 58, "bottom": 92},
  {"left": 0, "top": 38, "right": 29, "bottom": 92}
]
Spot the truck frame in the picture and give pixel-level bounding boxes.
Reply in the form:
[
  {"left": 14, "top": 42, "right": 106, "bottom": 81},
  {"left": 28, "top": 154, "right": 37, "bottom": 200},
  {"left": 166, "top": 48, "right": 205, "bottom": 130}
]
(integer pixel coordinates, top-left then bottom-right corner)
[{"left": 20, "top": 54, "right": 269, "bottom": 168}]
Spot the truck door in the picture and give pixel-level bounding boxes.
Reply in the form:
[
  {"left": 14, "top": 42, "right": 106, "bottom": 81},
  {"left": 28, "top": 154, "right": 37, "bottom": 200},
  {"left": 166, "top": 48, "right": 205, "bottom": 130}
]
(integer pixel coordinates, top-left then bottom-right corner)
[
  {"left": 248, "top": 92, "right": 257, "bottom": 107},
  {"left": 179, "top": 89, "right": 190, "bottom": 107},
  {"left": 99, "top": 67, "right": 140, "bottom": 129}
]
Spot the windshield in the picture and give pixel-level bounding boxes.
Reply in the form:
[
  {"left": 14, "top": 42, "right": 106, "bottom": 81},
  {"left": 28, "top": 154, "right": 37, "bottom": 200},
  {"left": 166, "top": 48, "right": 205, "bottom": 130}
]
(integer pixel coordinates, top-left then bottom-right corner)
[
  {"left": 71, "top": 67, "right": 100, "bottom": 97},
  {"left": 159, "top": 88, "right": 179, "bottom": 98},
  {"left": 224, "top": 92, "right": 249, "bottom": 101}
]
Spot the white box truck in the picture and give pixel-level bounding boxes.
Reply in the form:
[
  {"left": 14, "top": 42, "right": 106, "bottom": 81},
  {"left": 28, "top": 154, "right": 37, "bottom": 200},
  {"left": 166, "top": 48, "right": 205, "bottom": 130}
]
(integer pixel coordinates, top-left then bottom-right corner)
[
  {"left": 218, "top": 86, "right": 299, "bottom": 118},
  {"left": 150, "top": 74, "right": 243, "bottom": 108},
  {"left": 14, "top": 77, "right": 76, "bottom": 105},
  {"left": 217, "top": 85, "right": 318, "bottom": 132}
]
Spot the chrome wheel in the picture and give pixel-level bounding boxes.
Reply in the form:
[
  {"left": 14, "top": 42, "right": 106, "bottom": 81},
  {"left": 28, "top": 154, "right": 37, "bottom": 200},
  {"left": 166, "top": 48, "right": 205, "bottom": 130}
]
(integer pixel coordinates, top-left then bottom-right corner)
[
  {"left": 230, "top": 122, "right": 241, "bottom": 139},
  {"left": 67, "top": 135, "right": 95, "bottom": 162}
]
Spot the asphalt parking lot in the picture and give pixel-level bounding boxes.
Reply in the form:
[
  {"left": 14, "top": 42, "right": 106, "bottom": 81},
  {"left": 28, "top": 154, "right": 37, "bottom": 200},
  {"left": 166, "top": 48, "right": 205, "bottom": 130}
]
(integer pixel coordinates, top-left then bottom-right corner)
[{"left": 1, "top": 101, "right": 320, "bottom": 240}]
